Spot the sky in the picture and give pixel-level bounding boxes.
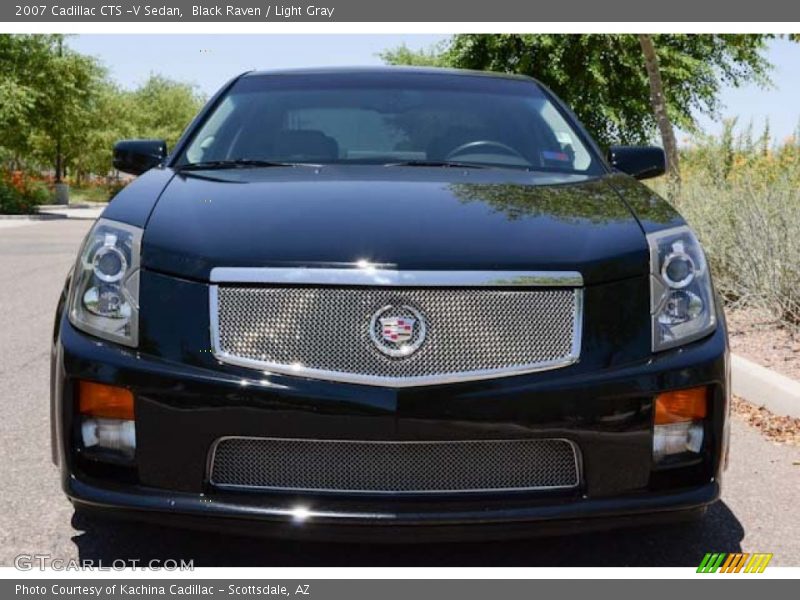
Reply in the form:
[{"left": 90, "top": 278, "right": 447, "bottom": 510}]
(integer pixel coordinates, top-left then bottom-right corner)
[{"left": 68, "top": 34, "right": 800, "bottom": 143}]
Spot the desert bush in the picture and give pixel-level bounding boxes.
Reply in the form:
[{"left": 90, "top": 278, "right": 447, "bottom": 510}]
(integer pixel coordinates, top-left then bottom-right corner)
[
  {"left": 678, "top": 176, "right": 800, "bottom": 325},
  {"left": 652, "top": 122, "right": 800, "bottom": 327}
]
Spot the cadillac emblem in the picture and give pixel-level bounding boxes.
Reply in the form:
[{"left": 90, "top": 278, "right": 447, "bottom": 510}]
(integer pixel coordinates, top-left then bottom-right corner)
[{"left": 369, "top": 305, "right": 426, "bottom": 357}]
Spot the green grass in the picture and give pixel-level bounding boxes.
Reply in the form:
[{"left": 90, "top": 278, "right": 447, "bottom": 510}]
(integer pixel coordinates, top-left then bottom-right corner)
[{"left": 67, "top": 185, "right": 113, "bottom": 204}]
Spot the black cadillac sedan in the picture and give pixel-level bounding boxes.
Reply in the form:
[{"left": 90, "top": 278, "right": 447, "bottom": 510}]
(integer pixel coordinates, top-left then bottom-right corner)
[{"left": 51, "top": 67, "right": 729, "bottom": 541}]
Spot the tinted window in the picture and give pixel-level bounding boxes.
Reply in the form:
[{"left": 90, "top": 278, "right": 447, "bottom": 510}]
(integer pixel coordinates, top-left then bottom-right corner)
[{"left": 181, "top": 73, "right": 601, "bottom": 174}]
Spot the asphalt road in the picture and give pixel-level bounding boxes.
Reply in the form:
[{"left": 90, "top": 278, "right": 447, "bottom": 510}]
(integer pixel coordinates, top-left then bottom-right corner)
[{"left": 1, "top": 218, "right": 798, "bottom": 567}]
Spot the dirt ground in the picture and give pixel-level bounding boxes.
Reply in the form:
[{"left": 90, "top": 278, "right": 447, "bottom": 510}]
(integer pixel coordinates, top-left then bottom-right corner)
[{"left": 726, "top": 307, "right": 800, "bottom": 380}]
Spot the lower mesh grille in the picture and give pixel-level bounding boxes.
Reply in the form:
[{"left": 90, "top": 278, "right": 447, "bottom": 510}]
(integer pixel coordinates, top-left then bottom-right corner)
[{"left": 209, "top": 437, "right": 580, "bottom": 494}]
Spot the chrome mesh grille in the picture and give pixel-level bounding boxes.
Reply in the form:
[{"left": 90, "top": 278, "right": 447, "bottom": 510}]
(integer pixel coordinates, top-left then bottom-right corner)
[
  {"left": 213, "top": 286, "right": 580, "bottom": 385},
  {"left": 209, "top": 437, "right": 580, "bottom": 493}
]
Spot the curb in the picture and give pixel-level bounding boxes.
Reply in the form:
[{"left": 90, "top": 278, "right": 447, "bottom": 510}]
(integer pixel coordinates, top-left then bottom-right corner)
[
  {"left": 0, "top": 213, "right": 67, "bottom": 220},
  {"left": 36, "top": 212, "right": 102, "bottom": 221},
  {"left": 38, "top": 202, "right": 107, "bottom": 210},
  {"left": 731, "top": 353, "right": 800, "bottom": 419}
]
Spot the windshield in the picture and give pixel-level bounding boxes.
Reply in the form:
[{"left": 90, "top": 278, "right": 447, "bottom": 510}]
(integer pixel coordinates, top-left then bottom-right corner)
[{"left": 179, "top": 72, "right": 603, "bottom": 174}]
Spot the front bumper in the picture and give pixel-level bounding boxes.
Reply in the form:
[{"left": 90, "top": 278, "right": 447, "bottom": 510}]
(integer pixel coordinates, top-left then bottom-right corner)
[
  {"left": 52, "top": 286, "right": 729, "bottom": 540},
  {"left": 68, "top": 476, "right": 717, "bottom": 542}
]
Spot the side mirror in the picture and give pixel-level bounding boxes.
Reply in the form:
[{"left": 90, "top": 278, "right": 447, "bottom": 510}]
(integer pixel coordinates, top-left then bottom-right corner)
[
  {"left": 607, "top": 146, "right": 665, "bottom": 180},
  {"left": 113, "top": 139, "right": 167, "bottom": 176}
]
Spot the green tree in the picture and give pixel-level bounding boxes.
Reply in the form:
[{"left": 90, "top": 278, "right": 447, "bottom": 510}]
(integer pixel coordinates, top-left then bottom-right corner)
[
  {"left": 129, "top": 74, "right": 205, "bottom": 148},
  {"left": 72, "top": 82, "right": 138, "bottom": 179},
  {"left": 37, "top": 38, "right": 106, "bottom": 182},
  {"left": 0, "top": 35, "right": 205, "bottom": 181},
  {"left": 378, "top": 43, "right": 449, "bottom": 67},
  {"left": 0, "top": 35, "right": 63, "bottom": 167},
  {"left": 0, "top": 34, "right": 106, "bottom": 181},
  {"left": 80, "top": 76, "right": 204, "bottom": 177},
  {"left": 0, "top": 77, "right": 35, "bottom": 166},
  {"left": 382, "top": 34, "right": 772, "bottom": 152}
]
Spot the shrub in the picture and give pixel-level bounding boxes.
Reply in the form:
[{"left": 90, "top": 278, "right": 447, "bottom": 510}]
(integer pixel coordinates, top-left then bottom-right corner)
[
  {"left": 25, "top": 180, "right": 51, "bottom": 205},
  {"left": 678, "top": 176, "right": 800, "bottom": 325},
  {"left": 1, "top": 170, "right": 53, "bottom": 210},
  {"left": 0, "top": 180, "right": 36, "bottom": 214},
  {"left": 651, "top": 123, "right": 800, "bottom": 328}
]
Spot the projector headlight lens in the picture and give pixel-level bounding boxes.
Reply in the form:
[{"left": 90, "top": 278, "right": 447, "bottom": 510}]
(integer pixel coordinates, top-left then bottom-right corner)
[
  {"left": 662, "top": 249, "right": 695, "bottom": 288},
  {"left": 92, "top": 242, "right": 127, "bottom": 283}
]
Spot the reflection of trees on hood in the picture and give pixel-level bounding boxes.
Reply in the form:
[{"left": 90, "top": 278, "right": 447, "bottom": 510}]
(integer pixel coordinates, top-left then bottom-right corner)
[
  {"left": 604, "top": 174, "right": 683, "bottom": 226},
  {"left": 449, "top": 177, "right": 681, "bottom": 226},
  {"left": 448, "top": 180, "right": 632, "bottom": 224}
]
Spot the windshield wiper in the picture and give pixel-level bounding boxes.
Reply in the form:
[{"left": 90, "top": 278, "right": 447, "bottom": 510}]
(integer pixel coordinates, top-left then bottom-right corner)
[
  {"left": 178, "top": 159, "right": 317, "bottom": 170},
  {"left": 383, "top": 159, "right": 490, "bottom": 169}
]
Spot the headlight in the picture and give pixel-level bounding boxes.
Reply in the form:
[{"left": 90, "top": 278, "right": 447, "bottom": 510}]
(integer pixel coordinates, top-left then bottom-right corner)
[
  {"left": 648, "top": 225, "right": 716, "bottom": 351},
  {"left": 68, "top": 218, "right": 142, "bottom": 347}
]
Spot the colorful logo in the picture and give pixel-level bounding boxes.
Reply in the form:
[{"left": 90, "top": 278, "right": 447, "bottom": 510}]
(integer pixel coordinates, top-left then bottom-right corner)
[
  {"left": 380, "top": 316, "right": 416, "bottom": 344},
  {"left": 697, "top": 553, "right": 773, "bottom": 573},
  {"left": 369, "top": 305, "right": 427, "bottom": 358}
]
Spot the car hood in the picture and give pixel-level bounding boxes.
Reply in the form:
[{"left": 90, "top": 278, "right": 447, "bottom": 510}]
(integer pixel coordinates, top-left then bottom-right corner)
[{"left": 141, "top": 166, "right": 650, "bottom": 285}]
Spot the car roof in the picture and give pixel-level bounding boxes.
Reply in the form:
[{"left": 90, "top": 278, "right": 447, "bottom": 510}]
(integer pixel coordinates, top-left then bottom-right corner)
[{"left": 241, "top": 65, "right": 542, "bottom": 85}]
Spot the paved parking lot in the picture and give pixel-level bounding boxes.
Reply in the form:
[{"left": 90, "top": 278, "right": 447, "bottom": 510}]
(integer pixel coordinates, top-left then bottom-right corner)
[{"left": 1, "top": 218, "right": 798, "bottom": 567}]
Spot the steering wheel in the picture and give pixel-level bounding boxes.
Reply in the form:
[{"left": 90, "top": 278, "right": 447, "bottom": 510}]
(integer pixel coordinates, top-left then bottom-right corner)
[{"left": 445, "top": 140, "right": 526, "bottom": 161}]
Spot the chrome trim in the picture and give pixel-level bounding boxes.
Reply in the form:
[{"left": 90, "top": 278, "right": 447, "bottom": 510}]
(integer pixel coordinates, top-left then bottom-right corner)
[
  {"left": 208, "top": 269, "right": 583, "bottom": 387},
  {"left": 210, "top": 267, "right": 583, "bottom": 287},
  {"left": 207, "top": 436, "right": 582, "bottom": 495}
]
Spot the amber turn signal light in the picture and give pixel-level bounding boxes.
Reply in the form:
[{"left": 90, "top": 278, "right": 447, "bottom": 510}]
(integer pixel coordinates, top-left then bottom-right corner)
[
  {"left": 654, "top": 386, "right": 708, "bottom": 425},
  {"left": 78, "top": 381, "right": 134, "bottom": 420}
]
